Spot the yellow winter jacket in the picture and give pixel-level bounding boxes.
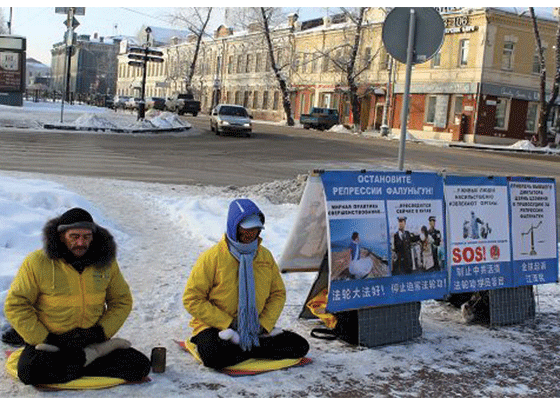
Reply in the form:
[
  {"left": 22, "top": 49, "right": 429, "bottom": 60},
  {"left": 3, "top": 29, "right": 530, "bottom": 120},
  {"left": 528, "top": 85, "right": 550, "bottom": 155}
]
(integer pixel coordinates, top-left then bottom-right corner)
[
  {"left": 183, "top": 235, "right": 286, "bottom": 337},
  {"left": 4, "top": 249, "right": 132, "bottom": 345}
]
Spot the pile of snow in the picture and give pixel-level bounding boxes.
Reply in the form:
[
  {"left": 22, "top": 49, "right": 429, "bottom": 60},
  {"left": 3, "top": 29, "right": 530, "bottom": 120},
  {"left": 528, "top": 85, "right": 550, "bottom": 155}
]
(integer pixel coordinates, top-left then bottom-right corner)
[
  {"left": 150, "top": 112, "right": 191, "bottom": 129},
  {"left": 74, "top": 113, "right": 119, "bottom": 130},
  {"left": 509, "top": 140, "right": 537, "bottom": 150}
]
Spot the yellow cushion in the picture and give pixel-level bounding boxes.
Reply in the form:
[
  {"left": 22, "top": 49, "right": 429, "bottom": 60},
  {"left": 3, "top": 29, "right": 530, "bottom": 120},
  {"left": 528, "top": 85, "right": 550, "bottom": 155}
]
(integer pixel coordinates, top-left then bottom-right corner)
[
  {"left": 182, "top": 339, "right": 309, "bottom": 375},
  {"left": 6, "top": 348, "right": 127, "bottom": 390}
]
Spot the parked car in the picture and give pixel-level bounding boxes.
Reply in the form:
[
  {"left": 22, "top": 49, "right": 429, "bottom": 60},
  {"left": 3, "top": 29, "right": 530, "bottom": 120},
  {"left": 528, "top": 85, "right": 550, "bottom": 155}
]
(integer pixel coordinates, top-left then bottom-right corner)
[
  {"left": 103, "top": 95, "right": 114, "bottom": 109},
  {"left": 300, "top": 107, "right": 339, "bottom": 130},
  {"left": 113, "top": 95, "right": 130, "bottom": 110},
  {"left": 210, "top": 104, "right": 253, "bottom": 137},
  {"left": 165, "top": 93, "right": 201, "bottom": 116},
  {"left": 125, "top": 97, "right": 141, "bottom": 110},
  {"left": 146, "top": 96, "right": 166, "bottom": 111}
]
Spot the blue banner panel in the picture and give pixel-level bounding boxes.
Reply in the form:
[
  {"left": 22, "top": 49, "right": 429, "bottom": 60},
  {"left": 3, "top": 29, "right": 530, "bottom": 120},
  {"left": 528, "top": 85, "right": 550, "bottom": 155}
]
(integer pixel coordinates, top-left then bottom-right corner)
[
  {"left": 321, "top": 170, "right": 447, "bottom": 311},
  {"left": 445, "top": 175, "right": 514, "bottom": 292},
  {"left": 509, "top": 177, "right": 558, "bottom": 286}
]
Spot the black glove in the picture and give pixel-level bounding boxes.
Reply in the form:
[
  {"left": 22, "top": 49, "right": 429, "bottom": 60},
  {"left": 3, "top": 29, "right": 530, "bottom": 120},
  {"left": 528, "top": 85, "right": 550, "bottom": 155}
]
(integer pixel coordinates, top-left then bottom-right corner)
[{"left": 46, "top": 325, "right": 106, "bottom": 349}]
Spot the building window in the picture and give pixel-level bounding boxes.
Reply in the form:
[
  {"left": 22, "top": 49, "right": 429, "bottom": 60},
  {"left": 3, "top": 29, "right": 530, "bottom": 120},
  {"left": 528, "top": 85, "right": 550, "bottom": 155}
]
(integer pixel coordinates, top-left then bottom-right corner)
[
  {"left": 253, "top": 91, "right": 259, "bottom": 109},
  {"left": 502, "top": 41, "right": 514, "bottom": 70},
  {"left": 255, "top": 53, "right": 262, "bottom": 73},
  {"left": 459, "top": 39, "right": 469, "bottom": 66},
  {"left": 495, "top": 97, "right": 510, "bottom": 129},
  {"left": 262, "top": 91, "right": 269, "bottom": 110},
  {"left": 235, "top": 91, "right": 241, "bottom": 105},
  {"left": 364, "top": 47, "right": 371, "bottom": 70},
  {"left": 532, "top": 48, "right": 546, "bottom": 74},
  {"left": 245, "top": 54, "right": 252, "bottom": 73},
  {"left": 227, "top": 56, "right": 233, "bottom": 74},
  {"left": 450, "top": 95, "right": 463, "bottom": 124},
  {"left": 526, "top": 102, "right": 539, "bottom": 133},
  {"left": 425, "top": 96, "right": 437, "bottom": 124},
  {"left": 431, "top": 50, "right": 441, "bottom": 67},
  {"left": 236, "top": 55, "right": 243, "bottom": 74},
  {"left": 311, "top": 52, "right": 318, "bottom": 73},
  {"left": 302, "top": 53, "right": 309, "bottom": 74},
  {"left": 453, "top": 95, "right": 463, "bottom": 115},
  {"left": 243, "top": 91, "right": 250, "bottom": 108},
  {"left": 273, "top": 91, "right": 280, "bottom": 110},
  {"left": 322, "top": 55, "right": 329, "bottom": 73}
]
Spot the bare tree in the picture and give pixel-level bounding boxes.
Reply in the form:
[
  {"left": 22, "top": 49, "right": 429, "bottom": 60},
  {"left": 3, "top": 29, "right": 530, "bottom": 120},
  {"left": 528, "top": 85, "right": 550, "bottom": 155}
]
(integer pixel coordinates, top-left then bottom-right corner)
[
  {"left": 0, "top": 8, "right": 7, "bottom": 34},
  {"left": 529, "top": 7, "right": 560, "bottom": 147},
  {"left": 324, "top": 7, "right": 373, "bottom": 132},
  {"left": 227, "top": 7, "right": 295, "bottom": 125},
  {"left": 168, "top": 7, "right": 213, "bottom": 93},
  {"left": 260, "top": 7, "right": 295, "bottom": 126}
]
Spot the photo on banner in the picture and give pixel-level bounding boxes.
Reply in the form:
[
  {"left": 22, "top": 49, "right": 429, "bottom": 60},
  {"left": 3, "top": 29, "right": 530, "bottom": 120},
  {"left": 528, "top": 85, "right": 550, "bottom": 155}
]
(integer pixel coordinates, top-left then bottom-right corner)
[
  {"left": 444, "top": 175, "right": 513, "bottom": 293},
  {"left": 321, "top": 170, "right": 447, "bottom": 312},
  {"left": 509, "top": 177, "right": 558, "bottom": 286}
]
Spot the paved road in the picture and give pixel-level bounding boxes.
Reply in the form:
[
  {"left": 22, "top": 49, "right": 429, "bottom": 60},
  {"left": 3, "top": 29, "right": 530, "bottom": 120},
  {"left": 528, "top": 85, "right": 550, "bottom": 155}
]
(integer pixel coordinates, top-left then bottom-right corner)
[{"left": 0, "top": 115, "right": 559, "bottom": 189}]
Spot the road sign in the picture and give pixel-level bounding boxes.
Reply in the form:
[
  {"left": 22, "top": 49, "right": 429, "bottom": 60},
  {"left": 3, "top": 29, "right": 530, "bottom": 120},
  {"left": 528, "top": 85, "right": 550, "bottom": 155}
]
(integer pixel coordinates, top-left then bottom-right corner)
[
  {"left": 128, "top": 46, "right": 145, "bottom": 54},
  {"left": 147, "top": 56, "right": 164, "bottom": 63},
  {"left": 63, "top": 16, "right": 80, "bottom": 29},
  {"left": 128, "top": 61, "right": 144, "bottom": 68},
  {"left": 128, "top": 53, "right": 145, "bottom": 61},
  {"left": 55, "top": 7, "right": 85, "bottom": 15},
  {"left": 382, "top": 7, "right": 444, "bottom": 65}
]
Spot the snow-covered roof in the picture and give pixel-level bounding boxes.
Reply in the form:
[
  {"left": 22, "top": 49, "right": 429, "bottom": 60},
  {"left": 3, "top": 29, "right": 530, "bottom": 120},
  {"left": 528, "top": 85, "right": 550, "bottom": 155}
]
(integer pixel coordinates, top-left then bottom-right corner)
[{"left": 490, "top": 7, "right": 557, "bottom": 21}]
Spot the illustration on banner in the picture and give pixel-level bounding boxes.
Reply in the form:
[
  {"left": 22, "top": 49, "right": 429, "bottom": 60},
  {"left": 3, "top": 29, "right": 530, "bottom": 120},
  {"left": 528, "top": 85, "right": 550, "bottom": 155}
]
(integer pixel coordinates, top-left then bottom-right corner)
[{"left": 388, "top": 202, "right": 445, "bottom": 276}]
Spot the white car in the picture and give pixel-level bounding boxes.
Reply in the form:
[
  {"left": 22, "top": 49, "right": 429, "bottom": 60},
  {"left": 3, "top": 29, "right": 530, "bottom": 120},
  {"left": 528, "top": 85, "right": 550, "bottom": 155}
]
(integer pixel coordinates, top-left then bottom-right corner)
[{"left": 210, "top": 104, "right": 252, "bottom": 137}]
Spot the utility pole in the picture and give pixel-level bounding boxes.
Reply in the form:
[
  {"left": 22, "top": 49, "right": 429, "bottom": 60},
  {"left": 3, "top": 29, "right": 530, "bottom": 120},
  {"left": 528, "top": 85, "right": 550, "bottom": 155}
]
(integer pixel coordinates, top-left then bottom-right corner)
[
  {"left": 8, "top": 8, "right": 12, "bottom": 34},
  {"left": 55, "top": 7, "right": 84, "bottom": 122}
]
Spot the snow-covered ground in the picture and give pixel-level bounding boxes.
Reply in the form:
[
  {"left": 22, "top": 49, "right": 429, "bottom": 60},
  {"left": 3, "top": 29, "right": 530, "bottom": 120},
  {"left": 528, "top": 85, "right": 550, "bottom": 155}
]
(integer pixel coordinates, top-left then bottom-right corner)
[{"left": 1, "top": 101, "right": 560, "bottom": 397}]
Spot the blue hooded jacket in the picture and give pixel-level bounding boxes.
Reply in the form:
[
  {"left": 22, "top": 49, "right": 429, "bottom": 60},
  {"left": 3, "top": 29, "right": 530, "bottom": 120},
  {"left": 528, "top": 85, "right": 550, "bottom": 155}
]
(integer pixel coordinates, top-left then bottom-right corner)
[{"left": 227, "top": 199, "right": 265, "bottom": 241}]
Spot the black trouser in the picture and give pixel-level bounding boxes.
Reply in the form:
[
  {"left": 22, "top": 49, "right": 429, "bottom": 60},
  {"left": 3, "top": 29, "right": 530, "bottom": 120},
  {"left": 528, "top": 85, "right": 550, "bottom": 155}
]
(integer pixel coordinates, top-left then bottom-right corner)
[
  {"left": 191, "top": 327, "right": 310, "bottom": 370},
  {"left": 17, "top": 344, "right": 151, "bottom": 385}
]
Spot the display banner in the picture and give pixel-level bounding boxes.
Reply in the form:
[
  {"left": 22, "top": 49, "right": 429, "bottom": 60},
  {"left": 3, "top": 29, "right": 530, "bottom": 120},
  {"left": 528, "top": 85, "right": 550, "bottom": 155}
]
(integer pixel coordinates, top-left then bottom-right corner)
[
  {"left": 444, "top": 175, "right": 513, "bottom": 293},
  {"left": 509, "top": 177, "right": 558, "bottom": 286},
  {"left": 321, "top": 170, "right": 447, "bottom": 312}
]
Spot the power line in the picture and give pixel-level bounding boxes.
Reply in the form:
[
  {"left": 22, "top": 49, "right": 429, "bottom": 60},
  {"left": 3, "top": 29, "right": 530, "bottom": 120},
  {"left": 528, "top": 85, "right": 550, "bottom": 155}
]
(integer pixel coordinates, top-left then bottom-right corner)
[{"left": 119, "top": 7, "right": 174, "bottom": 26}]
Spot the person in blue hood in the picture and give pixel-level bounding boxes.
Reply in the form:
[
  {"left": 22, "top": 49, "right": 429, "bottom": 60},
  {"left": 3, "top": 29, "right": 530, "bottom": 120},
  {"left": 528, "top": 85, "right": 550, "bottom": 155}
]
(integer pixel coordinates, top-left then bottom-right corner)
[{"left": 183, "top": 198, "right": 309, "bottom": 370}]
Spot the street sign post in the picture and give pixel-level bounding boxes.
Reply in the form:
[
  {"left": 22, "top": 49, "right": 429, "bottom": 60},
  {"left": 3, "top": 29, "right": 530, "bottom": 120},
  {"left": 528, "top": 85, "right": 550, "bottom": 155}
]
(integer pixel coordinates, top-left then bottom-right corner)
[
  {"left": 128, "top": 28, "right": 165, "bottom": 120},
  {"left": 382, "top": 8, "right": 444, "bottom": 170}
]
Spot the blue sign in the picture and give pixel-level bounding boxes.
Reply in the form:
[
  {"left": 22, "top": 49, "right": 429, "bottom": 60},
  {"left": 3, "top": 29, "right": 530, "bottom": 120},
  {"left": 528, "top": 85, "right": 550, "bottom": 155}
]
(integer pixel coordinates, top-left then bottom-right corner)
[
  {"left": 509, "top": 177, "right": 558, "bottom": 286},
  {"left": 444, "top": 175, "right": 513, "bottom": 292},
  {"left": 321, "top": 170, "right": 447, "bottom": 312}
]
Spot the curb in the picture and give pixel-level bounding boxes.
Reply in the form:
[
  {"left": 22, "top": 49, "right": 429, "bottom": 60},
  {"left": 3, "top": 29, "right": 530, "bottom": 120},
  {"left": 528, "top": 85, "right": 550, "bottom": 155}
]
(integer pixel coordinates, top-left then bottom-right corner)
[
  {"left": 42, "top": 124, "right": 191, "bottom": 133},
  {"left": 448, "top": 142, "right": 558, "bottom": 154}
]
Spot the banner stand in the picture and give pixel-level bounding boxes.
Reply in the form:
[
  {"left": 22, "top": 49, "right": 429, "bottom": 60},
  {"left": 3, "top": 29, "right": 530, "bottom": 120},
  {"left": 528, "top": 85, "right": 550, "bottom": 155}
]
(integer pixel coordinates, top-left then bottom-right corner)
[
  {"left": 488, "top": 286, "right": 535, "bottom": 326},
  {"left": 281, "top": 170, "right": 554, "bottom": 348}
]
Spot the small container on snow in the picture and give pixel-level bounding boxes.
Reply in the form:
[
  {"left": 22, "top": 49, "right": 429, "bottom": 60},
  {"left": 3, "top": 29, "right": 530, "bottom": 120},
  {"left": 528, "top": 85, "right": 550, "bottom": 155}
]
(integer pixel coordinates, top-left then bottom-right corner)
[{"left": 151, "top": 347, "right": 166, "bottom": 373}]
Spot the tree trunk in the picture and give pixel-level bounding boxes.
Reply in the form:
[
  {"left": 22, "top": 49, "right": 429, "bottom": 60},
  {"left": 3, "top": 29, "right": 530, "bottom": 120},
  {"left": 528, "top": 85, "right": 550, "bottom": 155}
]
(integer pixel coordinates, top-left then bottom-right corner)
[
  {"left": 261, "top": 7, "right": 294, "bottom": 126},
  {"left": 185, "top": 8, "right": 212, "bottom": 92},
  {"left": 346, "top": 7, "right": 365, "bottom": 132},
  {"left": 530, "top": 8, "right": 548, "bottom": 147}
]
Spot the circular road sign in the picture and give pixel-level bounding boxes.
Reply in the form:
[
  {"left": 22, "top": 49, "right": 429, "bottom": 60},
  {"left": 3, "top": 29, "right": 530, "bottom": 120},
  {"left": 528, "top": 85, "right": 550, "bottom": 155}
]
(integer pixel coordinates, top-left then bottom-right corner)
[{"left": 382, "top": 7, "right": 445, "bottom": 65}]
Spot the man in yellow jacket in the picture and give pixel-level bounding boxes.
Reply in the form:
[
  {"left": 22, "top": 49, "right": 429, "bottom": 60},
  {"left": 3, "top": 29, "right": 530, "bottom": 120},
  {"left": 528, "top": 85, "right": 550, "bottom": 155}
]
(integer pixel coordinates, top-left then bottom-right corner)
[
  {"left": 183, "top": 198, "right": 309, "bottom": 370},
  {"left": 4, "top": 207, "right": 150, "bottom": 385}
]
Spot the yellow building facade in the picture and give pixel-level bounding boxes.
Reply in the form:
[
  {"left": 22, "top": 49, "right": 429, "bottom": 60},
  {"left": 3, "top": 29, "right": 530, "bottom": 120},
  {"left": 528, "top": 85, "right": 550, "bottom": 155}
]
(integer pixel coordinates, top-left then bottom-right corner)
[{"left": 115, "top": 7, "right": 560, "bottom": 143}]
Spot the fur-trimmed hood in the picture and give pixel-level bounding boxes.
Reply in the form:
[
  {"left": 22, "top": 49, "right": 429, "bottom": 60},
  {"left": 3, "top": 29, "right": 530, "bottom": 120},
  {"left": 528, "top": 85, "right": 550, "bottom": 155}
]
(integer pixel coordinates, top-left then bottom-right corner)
[{"left": 43, "top": 216, "right": 117, "bottom": 269}]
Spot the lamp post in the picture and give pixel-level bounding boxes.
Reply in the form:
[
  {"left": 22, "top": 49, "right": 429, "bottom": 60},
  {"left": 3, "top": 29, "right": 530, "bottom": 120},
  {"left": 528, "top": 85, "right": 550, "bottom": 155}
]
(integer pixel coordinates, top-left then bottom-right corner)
[{"left": 138, "top": 27, "right": 151, "bottom": 120}]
